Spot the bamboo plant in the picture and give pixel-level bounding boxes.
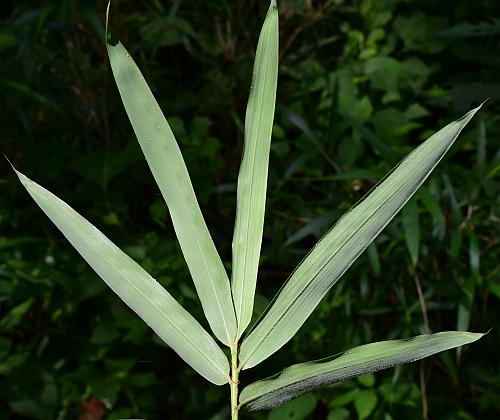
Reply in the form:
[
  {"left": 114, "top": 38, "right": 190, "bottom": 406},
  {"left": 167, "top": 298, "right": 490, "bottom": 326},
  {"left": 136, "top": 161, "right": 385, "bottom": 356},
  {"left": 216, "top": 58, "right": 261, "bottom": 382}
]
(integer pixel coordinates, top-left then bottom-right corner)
[{"left": 13, "top": 1, "right": 484, "bottom": 418}]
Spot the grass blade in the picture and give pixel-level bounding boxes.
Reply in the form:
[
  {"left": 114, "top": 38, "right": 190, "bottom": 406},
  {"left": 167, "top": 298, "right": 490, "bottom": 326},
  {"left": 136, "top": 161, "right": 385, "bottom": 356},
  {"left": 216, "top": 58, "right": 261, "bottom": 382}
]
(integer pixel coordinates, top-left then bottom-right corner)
[
  {"left": 232, "top": 0, "right": 279, "bottom": 336},
  {"left": 106, "top": 6, "right": 236, "bottom": 346},
  {"left": 240, "top": 331, "right": 484, "bottom": 410},
  {"left": 14, "top": 168, "right": 230, "bottom": 385},
  {"left": 240, "top": 105, "right": 482, "bottom": 369}
]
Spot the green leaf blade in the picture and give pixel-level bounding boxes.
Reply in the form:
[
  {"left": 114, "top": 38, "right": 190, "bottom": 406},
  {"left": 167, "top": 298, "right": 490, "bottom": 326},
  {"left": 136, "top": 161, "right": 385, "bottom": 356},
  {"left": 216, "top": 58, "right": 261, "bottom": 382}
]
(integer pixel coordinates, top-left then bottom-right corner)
[
  {"left": 106, "top": 39, "right": 237, "bottom": 346},
  {"left": 232, "top": 1, "right": 279, "bottom": 336},
  {"left": 15, "top": 169, "right": 230, "bottom": 385},
  {"left": 240, "top": 105, "right": 482, "bottom": 369},
  {"left": 240, "top": 331, "right": 484, "bottom": 411}
]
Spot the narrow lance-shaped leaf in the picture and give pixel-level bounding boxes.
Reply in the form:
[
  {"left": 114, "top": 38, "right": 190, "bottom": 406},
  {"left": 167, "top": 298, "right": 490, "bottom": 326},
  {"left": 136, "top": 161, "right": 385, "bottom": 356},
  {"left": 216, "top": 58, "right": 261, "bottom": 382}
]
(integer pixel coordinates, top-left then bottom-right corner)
[
  {"left": 240, "top": 331, "right": 484, "bottom": 411},
  {"left": 106, "top": 5, "right": 236, "bottom": 346},
  {"left": 14, "top": 169, "right": 230, "bottom": 385},
  {"left": 240, "top": 104, "right": 482, "bottom": 369},
  {"left": 232, "top": 0, "right": 279, "bottom": 336}
]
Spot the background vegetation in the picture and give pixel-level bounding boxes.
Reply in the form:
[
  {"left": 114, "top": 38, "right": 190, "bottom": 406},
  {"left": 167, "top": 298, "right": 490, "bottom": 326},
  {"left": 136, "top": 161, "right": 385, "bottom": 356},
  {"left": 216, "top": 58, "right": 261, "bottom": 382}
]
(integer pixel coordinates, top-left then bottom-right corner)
[{"left": 1, "top": 0, "right": 499, "bottom": 418}]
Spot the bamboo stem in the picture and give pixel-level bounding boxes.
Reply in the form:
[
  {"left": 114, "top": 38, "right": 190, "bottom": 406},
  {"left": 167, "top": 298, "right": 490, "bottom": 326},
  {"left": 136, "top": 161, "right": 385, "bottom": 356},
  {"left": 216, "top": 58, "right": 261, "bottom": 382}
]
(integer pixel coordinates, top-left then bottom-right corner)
[{"left": 230, "top": 344, "right": 239, "bottom": 420}]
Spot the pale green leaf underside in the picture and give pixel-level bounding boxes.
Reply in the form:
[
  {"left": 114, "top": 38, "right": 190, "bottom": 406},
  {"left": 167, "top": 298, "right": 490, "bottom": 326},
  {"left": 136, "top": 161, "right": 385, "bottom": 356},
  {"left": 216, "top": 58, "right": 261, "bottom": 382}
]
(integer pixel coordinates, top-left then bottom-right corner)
[
  {"left": 240, "top": 331, "right": 483, "bottom": 410},
  {"left": 232, "top": 1, "right": 279, "bottom": 336},
  {"left": 107, "top": 39, "right": 236, "bottom": 346},
  {"left": 240, "top": 105, "right": 482, "bottom": 369},
  {"left": 14, "top": 169, "right": 229, "bottom": 385}
]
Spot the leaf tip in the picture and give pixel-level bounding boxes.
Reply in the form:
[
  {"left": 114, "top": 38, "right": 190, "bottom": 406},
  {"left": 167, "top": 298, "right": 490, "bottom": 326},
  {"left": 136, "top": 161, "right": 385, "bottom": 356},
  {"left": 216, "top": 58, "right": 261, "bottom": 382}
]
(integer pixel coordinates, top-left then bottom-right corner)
[
  {"left": 5, "top": 158, "right": 37, "bottom": 192},
  {"left": 4, "top": 154, "right": 14, "bottom": 170},
  {"left": 7, "top": 162, "right": 32, "bottom": 190},
  {"left": 460, "top": 331, "right": 486, "bottom": 345},
  {"left": 5, "top": 156, "right": 23, "bottom": 180},
  {"left": 105, "top": 1, "right": 120, "bottom": 48},
  {"left": 268, "top": 0, "right": 278, "bottom": 14},
  {"left": 105, "top": 1, "right": 111, "bottom": 43},
  {"left": 470, "top": 99, "right": 487, "bottom": 116},
  {"left": 455, "top": 101, "right": 485, "bottom": 126}
]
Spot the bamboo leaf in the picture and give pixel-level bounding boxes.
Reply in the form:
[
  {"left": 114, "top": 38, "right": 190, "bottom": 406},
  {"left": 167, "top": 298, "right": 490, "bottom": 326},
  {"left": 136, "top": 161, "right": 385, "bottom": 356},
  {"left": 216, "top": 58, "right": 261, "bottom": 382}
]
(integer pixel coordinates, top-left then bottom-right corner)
[
  {"left": 240, "top": 331, "right": 484, "bottom": 411},
  {"left": 13, "top": 168, "right": 230, "bottom": 385},
  {"left": 106, "top": 5, "right": 236, "bottom": 346},
  {"left": 232, "top": 0, "right": 279, "bottom": 336},
  {"left": 240, "top": 105, "right": 482, "bottom": 369}
]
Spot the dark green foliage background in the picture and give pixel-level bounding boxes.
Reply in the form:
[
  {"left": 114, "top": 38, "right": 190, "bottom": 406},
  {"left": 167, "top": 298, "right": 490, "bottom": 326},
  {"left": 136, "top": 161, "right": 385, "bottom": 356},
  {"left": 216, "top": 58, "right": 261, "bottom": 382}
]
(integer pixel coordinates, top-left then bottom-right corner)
[{"left": 1, "top": 0, "right": 499, "bottom": 419}]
